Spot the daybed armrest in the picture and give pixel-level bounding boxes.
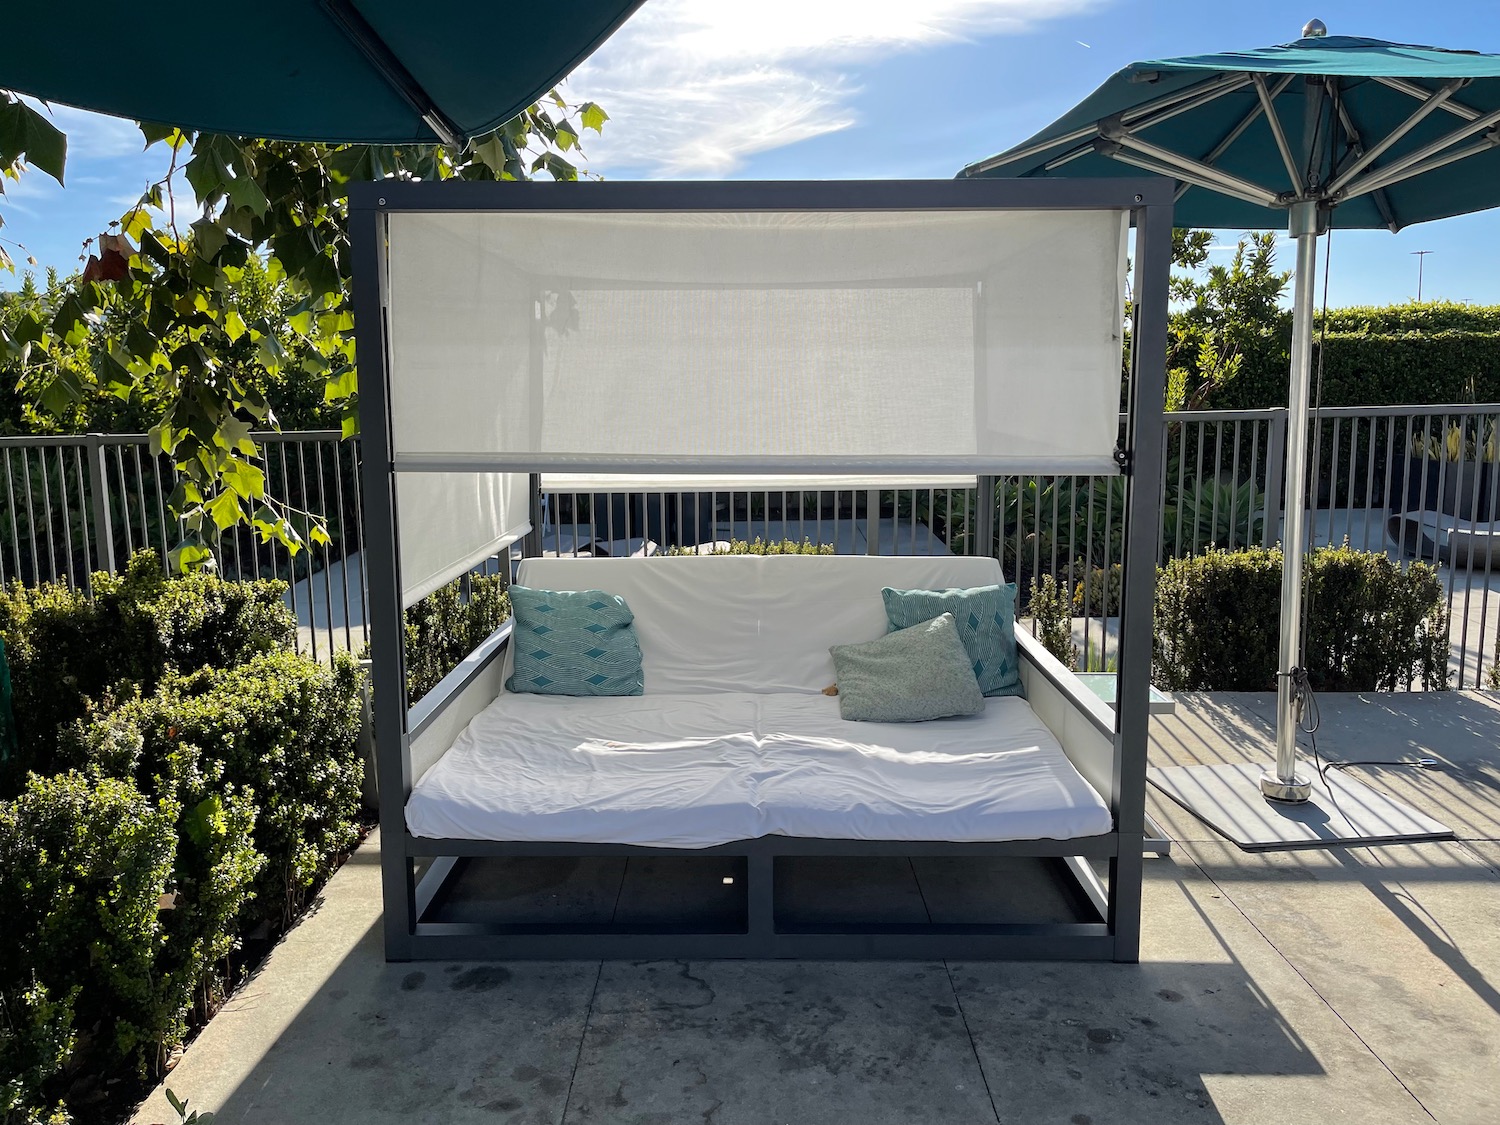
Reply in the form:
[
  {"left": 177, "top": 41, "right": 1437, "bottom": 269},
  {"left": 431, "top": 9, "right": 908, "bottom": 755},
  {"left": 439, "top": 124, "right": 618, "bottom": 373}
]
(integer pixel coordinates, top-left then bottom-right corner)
[
  {"left": 1014, "top": 627, "right": 1117, "bottom": 807},
  {"left": 407, "top": 621, "right": 512, "bottom": 788}
]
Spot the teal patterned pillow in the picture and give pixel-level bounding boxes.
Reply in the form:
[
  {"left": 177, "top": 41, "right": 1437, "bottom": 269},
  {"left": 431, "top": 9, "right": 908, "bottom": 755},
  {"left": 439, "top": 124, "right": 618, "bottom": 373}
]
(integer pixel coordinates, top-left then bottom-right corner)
[
  {"left": 881, "top": 583, "right": 1024, "bottom": 698},
  {"left": 506, "top": 586, "right": 644, "bottom": 696}
]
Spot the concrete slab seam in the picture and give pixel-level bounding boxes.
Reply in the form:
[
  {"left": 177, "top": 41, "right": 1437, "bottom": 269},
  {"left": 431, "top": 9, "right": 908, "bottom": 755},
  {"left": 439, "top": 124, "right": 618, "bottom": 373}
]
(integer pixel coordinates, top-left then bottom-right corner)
[
  {"left": 1183, "top": 851, "right": 1440, "bottom": 1123},
  {"left": 559, "top": 959, "right": 607, "bottom": 1125},
  {"left": 942, "top": 959, "right": 1002, "bottom": 1125}
]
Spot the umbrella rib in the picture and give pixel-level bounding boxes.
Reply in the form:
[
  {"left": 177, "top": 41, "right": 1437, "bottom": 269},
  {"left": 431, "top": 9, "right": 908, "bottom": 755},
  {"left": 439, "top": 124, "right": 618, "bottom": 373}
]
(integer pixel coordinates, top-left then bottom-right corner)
[
  {"left": 1372, "top": 75, "right": 1483, "bottom": 122},
  {"left": 1325, "top": 80, "right": 1467, "bottom": 196},
  {"left": 1097, "top": 144, "right": 1280, "bottom": 210},
  {"left": 320, "top": 0, "right": 464, "bottom": 148},
  {"left": 962, "top": 72, "right": 1248, "bottom": 176},
  {"left": 1103, "top": 131, "right": 1281, "bottom": 207},
  {"left": 1338, "top": 104, "right": 1500, "bottom": 200},
  {"left": 1342, "top": 129, "right": 1500, "bottom": 202},
  {"left": 1332, "top": 99, "right": 1399, "bottom": 232},
  {"left": 1177, "top": 74, "right": 1295, "bottom": 202},
  {"left": 1045, "top": 73, "right": 1254, "bottom": 173},
  {"left": 1253, "top": 75, "right": 1303, "bottom": 194}
]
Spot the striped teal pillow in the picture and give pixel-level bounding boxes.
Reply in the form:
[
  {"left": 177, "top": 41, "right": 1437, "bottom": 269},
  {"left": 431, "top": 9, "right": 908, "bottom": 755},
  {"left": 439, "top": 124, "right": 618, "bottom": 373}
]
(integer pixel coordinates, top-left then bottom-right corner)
[
  {"left": 881, "top": 583, "right": 1024, "bottom": 698},
  {"left": 506, "top": 586, "right": 644, "bottom": 697}
]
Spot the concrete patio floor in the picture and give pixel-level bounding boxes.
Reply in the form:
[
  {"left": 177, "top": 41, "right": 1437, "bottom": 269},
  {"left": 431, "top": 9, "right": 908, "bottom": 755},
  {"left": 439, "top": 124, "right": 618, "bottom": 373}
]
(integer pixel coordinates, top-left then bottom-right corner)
[{"left": 132, "top": 692, "right": 1500, "bottom": 1125}]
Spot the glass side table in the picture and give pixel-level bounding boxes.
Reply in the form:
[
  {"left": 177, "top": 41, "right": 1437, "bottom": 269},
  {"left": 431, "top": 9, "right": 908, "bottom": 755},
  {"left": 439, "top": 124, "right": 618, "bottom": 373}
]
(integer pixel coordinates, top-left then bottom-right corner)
[{"left": 1073, "top": 672, "right": 1176, "bottom": 716}]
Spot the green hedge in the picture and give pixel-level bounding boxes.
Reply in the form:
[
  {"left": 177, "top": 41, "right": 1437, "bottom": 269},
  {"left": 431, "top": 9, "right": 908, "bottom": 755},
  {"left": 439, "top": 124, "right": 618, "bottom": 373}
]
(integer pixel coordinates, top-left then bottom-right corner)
[
  {"left": 91, "top": 651, "right": 363, "bottom": 927},
  {"left": 1200, "top": 315, "right": 1500, "bottom": 410},
  {"left": 403, "top": 573, "right": 511, "bottom": 706},
  {"left": 1153, "top": 545, "right": 1449, "bottom": 691},
  {"left": 0, "top": 553, "right": 295, "bottom": 793},
  {"left": 0, "top": 773, "right": 179, "bottom": 1123},
  {"left": 0, "top": 557, "right": 362, "bottom": 1122},
  {"left": 1024, "top": 547, "right": 1450, "bottom": 692}
]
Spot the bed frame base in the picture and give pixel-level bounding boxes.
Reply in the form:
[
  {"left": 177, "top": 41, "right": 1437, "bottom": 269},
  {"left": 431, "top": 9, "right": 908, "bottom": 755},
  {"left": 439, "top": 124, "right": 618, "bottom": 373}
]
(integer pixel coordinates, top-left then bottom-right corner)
[{"left": 388, "top": 833, "right": 1136, "bottom": 963}]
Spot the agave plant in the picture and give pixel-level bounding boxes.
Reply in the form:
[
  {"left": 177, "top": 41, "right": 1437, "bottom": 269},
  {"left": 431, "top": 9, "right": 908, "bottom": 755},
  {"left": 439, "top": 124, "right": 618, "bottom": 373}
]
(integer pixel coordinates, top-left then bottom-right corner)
[{"left": 1162, "top": 476, "right": 1266, "bottom": 555}]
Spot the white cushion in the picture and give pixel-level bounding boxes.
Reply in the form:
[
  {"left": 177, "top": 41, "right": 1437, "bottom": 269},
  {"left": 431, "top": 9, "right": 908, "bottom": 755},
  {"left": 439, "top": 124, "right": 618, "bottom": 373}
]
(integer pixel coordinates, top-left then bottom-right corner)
[
  {"left": 513, "top": 554, "right": 1005, "bottom": 695},
  {"left": 405, "top": 691, "right": 1111, "bottom": 846}
]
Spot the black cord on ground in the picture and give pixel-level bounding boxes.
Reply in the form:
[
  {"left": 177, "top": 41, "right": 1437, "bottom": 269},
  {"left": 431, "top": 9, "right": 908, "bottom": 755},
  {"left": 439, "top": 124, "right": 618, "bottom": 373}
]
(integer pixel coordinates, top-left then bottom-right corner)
[{"left": 1286, "top": 665, "right": 1438, "bottom": 779}]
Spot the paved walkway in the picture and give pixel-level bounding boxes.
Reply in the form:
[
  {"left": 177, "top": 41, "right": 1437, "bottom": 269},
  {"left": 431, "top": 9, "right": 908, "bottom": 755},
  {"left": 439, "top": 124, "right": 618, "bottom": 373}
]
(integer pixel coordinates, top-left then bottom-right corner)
[{"left": 133, "top": 692, "right": 1500, "bottom": 1125}]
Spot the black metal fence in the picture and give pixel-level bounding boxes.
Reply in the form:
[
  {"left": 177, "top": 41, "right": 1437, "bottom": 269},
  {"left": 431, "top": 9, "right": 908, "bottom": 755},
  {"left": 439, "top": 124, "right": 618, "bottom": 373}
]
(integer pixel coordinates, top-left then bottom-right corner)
[{"left": 4, "top": 405, "right": 1499, "bottom": 686}]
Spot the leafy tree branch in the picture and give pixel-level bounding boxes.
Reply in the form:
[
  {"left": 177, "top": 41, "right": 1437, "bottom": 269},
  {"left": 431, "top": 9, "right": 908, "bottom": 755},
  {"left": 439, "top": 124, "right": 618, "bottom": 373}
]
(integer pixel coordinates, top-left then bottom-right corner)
[{"left": 0, "top": 90, "right": 608, "bottom": 569}]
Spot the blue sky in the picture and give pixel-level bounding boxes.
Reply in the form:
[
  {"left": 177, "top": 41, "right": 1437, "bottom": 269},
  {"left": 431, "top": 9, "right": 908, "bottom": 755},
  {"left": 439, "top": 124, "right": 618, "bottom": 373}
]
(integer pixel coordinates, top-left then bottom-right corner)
[{"left": 4, "top": 0, "right": 1499, "bottom": 305}]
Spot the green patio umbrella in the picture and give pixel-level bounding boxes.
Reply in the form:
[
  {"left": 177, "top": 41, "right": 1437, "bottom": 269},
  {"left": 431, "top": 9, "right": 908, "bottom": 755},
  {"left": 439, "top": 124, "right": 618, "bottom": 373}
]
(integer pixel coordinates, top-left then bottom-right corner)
[
  {"left": 3, "top": 0, "right": 645, "bottom": 147},
  {"left": 962, "top": 21, "right": 1500, "bottom": 806}
]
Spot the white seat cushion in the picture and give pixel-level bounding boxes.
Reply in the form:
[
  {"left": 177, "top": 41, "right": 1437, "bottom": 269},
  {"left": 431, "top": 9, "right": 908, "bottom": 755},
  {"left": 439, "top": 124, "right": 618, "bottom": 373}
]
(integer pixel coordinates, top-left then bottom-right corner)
[{"left": 405, "top": 691, "right": 1111, "bottom": 847}]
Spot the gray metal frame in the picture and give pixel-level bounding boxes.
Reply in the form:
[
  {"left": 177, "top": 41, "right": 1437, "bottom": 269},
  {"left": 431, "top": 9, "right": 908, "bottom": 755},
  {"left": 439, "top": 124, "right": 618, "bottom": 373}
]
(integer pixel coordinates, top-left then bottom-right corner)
[{"left": 350, "top": 178, "right": 1172, "bottom": 963}]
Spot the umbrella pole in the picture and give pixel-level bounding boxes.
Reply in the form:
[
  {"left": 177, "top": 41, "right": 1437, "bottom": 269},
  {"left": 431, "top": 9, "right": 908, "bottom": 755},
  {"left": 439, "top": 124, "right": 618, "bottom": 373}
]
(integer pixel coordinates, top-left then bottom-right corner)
[{"left": 1264, "top": 201, "right": 1320, "bottom": 804}]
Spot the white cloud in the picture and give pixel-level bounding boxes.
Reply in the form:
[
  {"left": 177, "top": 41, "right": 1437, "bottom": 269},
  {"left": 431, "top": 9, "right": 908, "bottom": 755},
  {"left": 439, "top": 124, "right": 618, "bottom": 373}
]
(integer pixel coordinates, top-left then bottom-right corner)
[{"left": 569, "top": 0, "right": 1100, "bottom": 177}]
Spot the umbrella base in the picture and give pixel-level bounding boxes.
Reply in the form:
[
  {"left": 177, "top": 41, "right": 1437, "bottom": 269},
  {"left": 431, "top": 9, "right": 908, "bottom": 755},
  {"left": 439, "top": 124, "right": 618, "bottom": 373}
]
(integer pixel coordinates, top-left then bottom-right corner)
[
  {"left": 1148, "top": 762, "right": 1452, "bottom": 851},
  {"left": 1260, "top": 767, "right": 1313, "bottom": 804}
]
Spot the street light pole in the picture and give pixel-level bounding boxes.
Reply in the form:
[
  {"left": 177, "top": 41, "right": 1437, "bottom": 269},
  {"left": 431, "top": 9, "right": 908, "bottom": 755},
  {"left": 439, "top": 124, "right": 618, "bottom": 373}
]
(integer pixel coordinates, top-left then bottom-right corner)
[{"left": 1411, "top": 250, "right": 1433, "bottom": 301}]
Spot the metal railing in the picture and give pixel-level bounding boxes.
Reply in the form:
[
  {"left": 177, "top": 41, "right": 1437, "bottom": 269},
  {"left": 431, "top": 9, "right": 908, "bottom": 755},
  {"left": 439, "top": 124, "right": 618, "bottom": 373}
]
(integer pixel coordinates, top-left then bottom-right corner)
[
  {"left": 4, "top": 404, "right": 1498, "bottom": 686},
  {"left": 0, "top": 431, "right": 368, "bottom": 663}
]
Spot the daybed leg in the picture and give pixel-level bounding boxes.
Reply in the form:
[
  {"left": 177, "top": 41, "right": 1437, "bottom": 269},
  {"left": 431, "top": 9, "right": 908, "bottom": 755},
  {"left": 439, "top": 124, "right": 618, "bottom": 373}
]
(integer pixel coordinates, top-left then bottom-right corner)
[
  {"left": 746, "top": 850, "right": 775, "bottom": 957},
  {"left": 383, "top": 853, "right": 416, "bottom": 963},
  {"left": 1108, "top": 840, "right": 1144, "bottom": 964}
]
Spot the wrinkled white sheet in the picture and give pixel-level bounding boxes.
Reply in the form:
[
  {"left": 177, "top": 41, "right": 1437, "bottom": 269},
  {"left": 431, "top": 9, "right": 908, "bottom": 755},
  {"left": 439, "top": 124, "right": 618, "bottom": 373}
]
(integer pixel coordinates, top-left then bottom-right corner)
[{"left": 405, "top": 692, "right": 1112, "bottom": 846}]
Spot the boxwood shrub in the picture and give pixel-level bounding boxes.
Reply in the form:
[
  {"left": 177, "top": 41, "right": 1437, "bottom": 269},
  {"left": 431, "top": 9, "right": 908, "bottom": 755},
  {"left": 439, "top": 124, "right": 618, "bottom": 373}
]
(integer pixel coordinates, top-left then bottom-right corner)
[
  {"left": 0, "top": 555, "right": 363, "bottom": 1122},
  {"left": 0, "top": 772, "right": 178, "bottom": 1119},
  {"left": 0, "top": 552, "right": 295, "bottom": 793},
  {"left": 94, "top": 651, "right": 364, "bottom": 927},
  {"left": 1154, "top": 545, "right": 1449, "bottom": 691}
]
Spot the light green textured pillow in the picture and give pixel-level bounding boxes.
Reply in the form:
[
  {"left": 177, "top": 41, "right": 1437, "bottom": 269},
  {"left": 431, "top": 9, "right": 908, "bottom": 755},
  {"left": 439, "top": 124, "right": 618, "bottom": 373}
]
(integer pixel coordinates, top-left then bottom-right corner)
[
  {"left": 506, "top": 585, "right": 644, "bottom": 696},
  {"left": 829, "top": 612, "right": 984, "bottom": 723}
]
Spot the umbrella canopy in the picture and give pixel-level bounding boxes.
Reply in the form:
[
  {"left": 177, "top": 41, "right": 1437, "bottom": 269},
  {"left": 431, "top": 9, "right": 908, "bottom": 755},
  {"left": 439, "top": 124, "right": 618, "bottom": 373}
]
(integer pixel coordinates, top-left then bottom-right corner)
[
  {"left": 3, "top": 0, "right": 645, "bottom": 147},
  {"left": 961, "top": 32, "right": 1500, "bottom": 232},
  {"left": 962, "top": 26, "right": 1500, "bottom": 808}
]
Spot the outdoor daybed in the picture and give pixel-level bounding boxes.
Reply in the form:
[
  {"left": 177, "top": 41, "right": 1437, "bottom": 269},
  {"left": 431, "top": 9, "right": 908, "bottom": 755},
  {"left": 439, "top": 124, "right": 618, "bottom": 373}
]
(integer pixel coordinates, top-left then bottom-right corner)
[{"left": 351, "top": 177, "right": 1173, "bottom": 962}]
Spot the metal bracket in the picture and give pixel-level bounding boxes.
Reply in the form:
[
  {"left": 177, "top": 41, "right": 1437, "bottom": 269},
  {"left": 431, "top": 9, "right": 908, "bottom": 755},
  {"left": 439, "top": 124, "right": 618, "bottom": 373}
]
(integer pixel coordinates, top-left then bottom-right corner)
[{"left": 1114, "top": 446, "right": 1132, "bottom": 474}]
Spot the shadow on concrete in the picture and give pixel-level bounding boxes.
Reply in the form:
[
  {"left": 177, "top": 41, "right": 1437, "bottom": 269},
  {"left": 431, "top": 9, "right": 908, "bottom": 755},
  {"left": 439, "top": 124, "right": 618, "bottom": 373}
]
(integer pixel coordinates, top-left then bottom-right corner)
[{"left": 181, "top": 886, "right": 1328, "bottom": 1125}]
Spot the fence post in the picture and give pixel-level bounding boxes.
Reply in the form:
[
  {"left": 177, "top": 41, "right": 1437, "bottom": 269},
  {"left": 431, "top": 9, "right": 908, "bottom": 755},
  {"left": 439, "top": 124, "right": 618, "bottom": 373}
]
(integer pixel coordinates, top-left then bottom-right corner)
[
  {"left": 85, "top": 434, "right": 116, "bottom": 575},
  {"left": 524, "top": 472, "right": 543, "bottom": 559},
  {"left": 975, "top": 475, "right": 996, "bottom": 560},
  {"left": 1263, "top": 408, "right": 1288, "bottom": 548}
]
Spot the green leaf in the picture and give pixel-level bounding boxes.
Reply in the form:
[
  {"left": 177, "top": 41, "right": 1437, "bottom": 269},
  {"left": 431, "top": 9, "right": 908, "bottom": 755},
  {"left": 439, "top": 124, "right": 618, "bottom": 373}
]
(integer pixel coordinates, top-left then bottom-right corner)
[
  {"left": 37, "top": 369, "right": 85, "bottom": 415},
  {"left": 221, "top": 457, "right": 265, "bottom": 501},
  {"left": 138, "top": 121, "right": 176, "bottom": 146},
  {"left": 223, "top": 309, "right": 247, "bottom": 342},
  {"left": 0, "top": 99, "right": 68, "bottom": 184},
  {"left": 191, "top": 219, "right": 228, "bottom": 262},
  {"left": 580, "top": 102, "right": 609, "bottom": 134},
  {"left": 225, "top": 170, "right": 270, "bottom": 218},
  {"left": 323, "top": 366, "right": 358, "bottom": 403},
  {"left": 184, "top": 795, "right": 227, "bottom": 847},
  {"left": 170, "top": 539, "right": 215, "bottom": 572},
  {"left": 206, "top": 489, "right": 244, "bottom": 532}
]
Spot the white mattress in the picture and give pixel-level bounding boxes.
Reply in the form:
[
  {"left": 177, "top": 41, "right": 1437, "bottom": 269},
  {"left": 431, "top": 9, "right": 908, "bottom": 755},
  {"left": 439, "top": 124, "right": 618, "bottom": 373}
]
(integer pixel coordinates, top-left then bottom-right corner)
[{"left": 405, "top": 691, "right": 1112, "bottom": 847}]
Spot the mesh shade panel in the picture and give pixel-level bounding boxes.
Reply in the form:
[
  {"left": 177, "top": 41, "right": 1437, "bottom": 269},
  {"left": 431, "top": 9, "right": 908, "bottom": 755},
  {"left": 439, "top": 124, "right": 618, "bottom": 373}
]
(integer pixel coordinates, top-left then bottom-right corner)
[
  {"left": 386, "top": 208, "right": 1128, "bottom": 473},
  {"left": 396, "top": 471, "right": 530, "bottom": 607}
]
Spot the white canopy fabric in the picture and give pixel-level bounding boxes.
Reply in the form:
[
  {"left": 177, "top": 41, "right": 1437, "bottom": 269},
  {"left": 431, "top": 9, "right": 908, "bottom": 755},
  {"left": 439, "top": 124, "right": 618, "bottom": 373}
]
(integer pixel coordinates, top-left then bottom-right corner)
[
  {"left": 396, "top": 471, "right": 530, "bottom": 607},
  {"left": 385, "top": 208, "right": 1129, "bottom": 475}
]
